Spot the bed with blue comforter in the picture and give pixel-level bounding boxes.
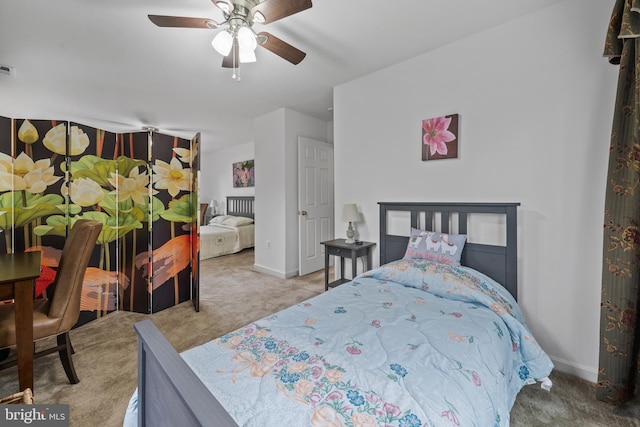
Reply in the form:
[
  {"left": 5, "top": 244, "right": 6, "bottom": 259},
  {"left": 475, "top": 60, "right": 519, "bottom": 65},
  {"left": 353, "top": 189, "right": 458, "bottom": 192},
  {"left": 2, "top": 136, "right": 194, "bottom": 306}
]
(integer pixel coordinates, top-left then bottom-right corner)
[
  {"left": 124, "top": 202, "right": 553, "bottom": 426},
  {"left": 125, "top": 258, "right": 552, "bottom": 427}
]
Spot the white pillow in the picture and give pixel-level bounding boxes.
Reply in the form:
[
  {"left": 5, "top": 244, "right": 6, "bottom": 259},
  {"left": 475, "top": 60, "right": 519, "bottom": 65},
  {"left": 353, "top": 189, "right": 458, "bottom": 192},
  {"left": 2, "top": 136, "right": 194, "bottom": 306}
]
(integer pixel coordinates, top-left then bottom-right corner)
[
  {"left": 222, "top": 216, "right": 254, "bottom": 226},
  {"left": 209, "top": 215, "right": 231, "bottom": 225}
]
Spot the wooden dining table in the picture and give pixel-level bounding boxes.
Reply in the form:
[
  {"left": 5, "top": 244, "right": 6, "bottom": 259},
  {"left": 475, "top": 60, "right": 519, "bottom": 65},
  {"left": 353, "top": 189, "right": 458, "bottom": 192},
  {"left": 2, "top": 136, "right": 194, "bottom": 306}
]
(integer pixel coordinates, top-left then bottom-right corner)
[{"left": 0, "top": 251, "right": 41, "bottom": 392}]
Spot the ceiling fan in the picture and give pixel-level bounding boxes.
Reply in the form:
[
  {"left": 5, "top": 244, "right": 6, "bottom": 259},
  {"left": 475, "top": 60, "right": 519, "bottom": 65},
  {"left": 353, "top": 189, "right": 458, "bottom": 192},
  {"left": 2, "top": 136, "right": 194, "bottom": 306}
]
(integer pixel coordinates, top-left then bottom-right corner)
[{"left": 148, "top": 0, "right": 312, "bottom": 78}]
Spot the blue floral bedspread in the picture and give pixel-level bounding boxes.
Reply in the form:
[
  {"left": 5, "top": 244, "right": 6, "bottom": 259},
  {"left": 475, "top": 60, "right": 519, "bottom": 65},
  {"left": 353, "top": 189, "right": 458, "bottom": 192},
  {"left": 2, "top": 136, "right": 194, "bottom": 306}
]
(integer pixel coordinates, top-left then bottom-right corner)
[{"left": 170, "top": 259, "right": 553, "bottom": 427}]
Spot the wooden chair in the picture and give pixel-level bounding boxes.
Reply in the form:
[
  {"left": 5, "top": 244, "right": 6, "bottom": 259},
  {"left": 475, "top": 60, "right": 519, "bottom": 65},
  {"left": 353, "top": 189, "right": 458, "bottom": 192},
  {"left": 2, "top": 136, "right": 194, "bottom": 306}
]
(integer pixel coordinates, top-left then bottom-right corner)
[
  {"left": 0, "top": 219, "right": 102, "bottom": 384},
  {"left": 200, "top": 203, "right": 208, "bottom": 225}
]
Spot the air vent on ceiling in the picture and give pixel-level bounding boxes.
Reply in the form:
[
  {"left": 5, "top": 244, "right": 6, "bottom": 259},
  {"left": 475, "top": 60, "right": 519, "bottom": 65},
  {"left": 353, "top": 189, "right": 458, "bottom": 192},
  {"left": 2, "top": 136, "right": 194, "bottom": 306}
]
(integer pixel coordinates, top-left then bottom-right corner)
[{"left": 0, "top": 65, "right": 15, "bottom": 77}]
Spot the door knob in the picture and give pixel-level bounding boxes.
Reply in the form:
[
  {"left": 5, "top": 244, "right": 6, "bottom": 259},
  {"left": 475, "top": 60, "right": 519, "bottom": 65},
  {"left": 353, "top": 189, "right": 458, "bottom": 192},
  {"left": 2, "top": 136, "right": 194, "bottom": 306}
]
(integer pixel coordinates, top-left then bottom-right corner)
[{"left": 299, "top": 210, "right": 308, "bottom": 216}]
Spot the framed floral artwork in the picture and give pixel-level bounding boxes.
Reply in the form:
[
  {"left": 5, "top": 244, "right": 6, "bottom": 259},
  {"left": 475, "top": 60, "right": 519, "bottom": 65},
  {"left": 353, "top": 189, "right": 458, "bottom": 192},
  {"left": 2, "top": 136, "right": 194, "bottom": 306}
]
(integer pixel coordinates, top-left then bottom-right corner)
[
  {"left": 422, "top": 114, "right": 459, "bottom": 161},
  {"left": 233, "top": 159, "right": 255, "bottom": 188}
]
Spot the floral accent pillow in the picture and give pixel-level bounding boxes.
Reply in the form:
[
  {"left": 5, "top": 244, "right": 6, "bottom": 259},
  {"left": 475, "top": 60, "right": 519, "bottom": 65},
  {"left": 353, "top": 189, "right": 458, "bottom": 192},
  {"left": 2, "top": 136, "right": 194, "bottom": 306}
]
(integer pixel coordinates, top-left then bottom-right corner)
[{"left": 403, "top": 228, "right": 466, "bottom": 266}]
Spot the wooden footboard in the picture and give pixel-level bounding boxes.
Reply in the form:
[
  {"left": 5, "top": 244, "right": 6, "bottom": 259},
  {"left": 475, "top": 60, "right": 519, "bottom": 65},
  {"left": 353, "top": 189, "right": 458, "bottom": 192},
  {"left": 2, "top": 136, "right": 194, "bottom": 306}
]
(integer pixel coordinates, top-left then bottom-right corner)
[{"left": 134, "top": 320, "right": 238, "bottom": 427}]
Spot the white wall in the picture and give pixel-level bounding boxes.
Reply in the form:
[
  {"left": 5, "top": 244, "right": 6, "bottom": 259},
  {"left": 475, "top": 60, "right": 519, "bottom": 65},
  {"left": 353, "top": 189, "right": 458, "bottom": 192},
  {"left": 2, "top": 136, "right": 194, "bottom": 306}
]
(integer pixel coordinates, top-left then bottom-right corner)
[
  {"left": 254, "top": 108, "right": 328, "bottom": 278},
  {"left": 199, "top": 142, "right": 255, "bottom": 215},
  {"left": 334, "top": 0, "right": 616, "bottom": 382},
  {"left": 254, "top": 109, "right": 287, "bottom": 276},
  {"left": 283, "top": 110, "right": 330, "bottom": 275}
]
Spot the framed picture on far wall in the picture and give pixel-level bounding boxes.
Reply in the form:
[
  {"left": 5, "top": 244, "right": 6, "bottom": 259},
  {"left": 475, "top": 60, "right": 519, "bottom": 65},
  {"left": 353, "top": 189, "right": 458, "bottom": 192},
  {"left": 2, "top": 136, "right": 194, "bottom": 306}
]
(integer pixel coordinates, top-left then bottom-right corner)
[
  {"left": 422, "top": 113, "right": 459, "bottom": 161},
  {"left": 233, "top": 159, "right": 255, "bottom": 187}
]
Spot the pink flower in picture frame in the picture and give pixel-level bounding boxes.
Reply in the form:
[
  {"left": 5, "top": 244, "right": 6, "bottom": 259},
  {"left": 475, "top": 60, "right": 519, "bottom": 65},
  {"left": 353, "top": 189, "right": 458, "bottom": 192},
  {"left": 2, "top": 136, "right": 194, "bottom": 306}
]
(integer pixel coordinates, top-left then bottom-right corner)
[
  {"left": 422, "top": 114, "right": 458, "bottom": 160},
  {"left": 232, "top": 159, "right": 255, "bottom": 188}
]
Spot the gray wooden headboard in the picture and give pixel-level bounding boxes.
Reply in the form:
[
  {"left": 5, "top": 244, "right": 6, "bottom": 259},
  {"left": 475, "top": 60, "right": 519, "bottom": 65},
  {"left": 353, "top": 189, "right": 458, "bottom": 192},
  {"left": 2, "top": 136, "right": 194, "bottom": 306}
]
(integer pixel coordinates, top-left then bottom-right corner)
[
  {"left": 378, "top": 202, "right": 520, "bottom": 300},
  {"left": 226, "top": 196, "right": 254, "bottom": 219}
]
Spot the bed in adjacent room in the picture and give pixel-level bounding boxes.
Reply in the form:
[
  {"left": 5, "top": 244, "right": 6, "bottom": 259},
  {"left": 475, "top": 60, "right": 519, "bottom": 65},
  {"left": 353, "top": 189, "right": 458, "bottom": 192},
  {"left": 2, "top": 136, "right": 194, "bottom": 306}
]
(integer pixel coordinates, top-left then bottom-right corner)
[
  {"left": 125, "top": 202, "right": 553, "bottom": 427},
  {"left": 200, "top": 196, "right": 255, "bottom": 260}
]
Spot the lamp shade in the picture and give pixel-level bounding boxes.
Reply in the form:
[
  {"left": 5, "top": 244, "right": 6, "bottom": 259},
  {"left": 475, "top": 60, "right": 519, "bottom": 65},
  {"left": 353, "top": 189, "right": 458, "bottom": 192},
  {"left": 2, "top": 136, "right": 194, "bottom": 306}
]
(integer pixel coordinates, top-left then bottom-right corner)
[
  {"left": 342, "top": 204, "right": 361, "bottom": 223},
  {"left": 237, "top": 26, "right": 257, "bottom": 51},
  {"left": 211, "top": 30, "right": 233, "bottom": 56},
  {"left": 215, "top": 1, "right": 232, "bottom": 13},
  {"left": 239, "top": 47, "right": 257, "bottom": 63}
]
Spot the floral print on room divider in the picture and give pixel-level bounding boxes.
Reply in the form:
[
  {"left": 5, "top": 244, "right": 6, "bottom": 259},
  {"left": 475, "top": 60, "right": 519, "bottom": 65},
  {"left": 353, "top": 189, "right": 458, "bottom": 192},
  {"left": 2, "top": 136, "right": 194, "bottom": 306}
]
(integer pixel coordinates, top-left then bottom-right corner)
[{"left": 0, "top": 116, "right": 199, "bottom": 327}]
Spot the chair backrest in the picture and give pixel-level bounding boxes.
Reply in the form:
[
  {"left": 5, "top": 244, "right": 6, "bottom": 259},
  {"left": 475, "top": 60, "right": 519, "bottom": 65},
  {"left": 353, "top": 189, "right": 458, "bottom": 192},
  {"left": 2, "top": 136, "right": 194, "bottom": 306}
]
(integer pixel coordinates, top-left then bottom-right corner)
[
  {"left": 200, "top": 203, "right": 208, "bottom": 225},
  {"left": 48, "top": 220, "right": 102, "bottom": 331}
]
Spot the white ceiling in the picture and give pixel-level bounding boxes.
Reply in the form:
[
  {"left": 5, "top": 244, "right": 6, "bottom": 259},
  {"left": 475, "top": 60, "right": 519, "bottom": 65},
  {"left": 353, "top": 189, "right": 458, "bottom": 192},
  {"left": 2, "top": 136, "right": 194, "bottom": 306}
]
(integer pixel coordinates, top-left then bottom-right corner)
[{"left": 0, "top": 0, "right": 564, "bottom": 152}]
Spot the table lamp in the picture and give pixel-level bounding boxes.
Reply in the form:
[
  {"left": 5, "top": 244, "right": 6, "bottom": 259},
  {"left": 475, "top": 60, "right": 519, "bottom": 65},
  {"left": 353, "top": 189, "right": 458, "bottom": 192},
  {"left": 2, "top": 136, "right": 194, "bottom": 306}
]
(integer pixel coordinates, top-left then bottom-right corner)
[{"left": 342, "top": 203, "right": 362, "bottom": 244}]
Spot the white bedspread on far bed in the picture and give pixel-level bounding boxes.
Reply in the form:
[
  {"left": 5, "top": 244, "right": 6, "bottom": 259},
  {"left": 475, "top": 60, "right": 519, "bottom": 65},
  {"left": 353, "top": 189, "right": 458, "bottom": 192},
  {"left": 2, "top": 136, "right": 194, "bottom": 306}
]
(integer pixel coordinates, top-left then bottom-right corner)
[{"left": 200, "top": 223, "right": 254, "bottom": 259}]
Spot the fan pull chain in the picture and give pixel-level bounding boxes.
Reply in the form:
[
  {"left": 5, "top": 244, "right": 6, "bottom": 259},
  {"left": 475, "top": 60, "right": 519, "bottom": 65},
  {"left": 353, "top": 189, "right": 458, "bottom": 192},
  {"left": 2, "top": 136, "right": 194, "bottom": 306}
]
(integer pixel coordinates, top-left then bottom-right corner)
[{"left": 232, "top": 43, "right": 240, "bottom": 81}]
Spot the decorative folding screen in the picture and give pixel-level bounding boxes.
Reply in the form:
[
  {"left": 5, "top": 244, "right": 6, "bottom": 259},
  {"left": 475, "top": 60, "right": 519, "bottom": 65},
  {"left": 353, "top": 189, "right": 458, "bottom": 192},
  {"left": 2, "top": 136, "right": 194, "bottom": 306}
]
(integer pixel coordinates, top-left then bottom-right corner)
[{"left": 0, "top": 116, "right": 200, "bottom": 327}]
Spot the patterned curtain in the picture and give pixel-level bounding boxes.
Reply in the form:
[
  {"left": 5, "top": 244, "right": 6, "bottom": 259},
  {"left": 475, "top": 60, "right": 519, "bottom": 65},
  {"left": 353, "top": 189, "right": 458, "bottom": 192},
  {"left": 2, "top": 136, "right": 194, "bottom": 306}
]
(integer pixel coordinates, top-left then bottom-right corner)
[{"left": 598, "top": 0, "right": 640, "bottom": 404}]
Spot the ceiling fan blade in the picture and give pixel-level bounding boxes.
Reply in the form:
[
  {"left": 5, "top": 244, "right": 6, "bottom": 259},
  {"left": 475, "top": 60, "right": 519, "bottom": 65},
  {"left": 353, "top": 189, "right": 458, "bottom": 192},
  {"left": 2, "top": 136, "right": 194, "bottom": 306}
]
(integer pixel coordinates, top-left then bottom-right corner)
[
  {"left": 148, "top": 15, "right": 219, "bottom": 29},
  {"left": 251, "top": 0, "right": 312, "bottom": 24},
  {"left": 257, "top": 32, "right": 306, "bottom": 65},
  {"left": 221, "top": 44, "right": 239, "bottom": 68}
]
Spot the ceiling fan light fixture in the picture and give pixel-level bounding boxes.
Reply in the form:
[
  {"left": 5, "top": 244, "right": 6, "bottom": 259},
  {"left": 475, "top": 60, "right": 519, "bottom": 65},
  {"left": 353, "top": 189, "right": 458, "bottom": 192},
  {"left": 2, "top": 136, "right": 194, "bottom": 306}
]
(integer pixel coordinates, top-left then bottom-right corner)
[
  {"left": 215, "top": 1, "right": 232, "bottom": 14},
  {"left": 237, "top": 26, "right": 257, "bottom": 51},
  {"left": 239, "top": 47, "right": 257, "bottom": 63},
  {"left": 253, "top": 11, "right": 266, "bottom": 23},
  {"left": 148, "top": 0, "right": 310, "bottom": 74},
  {"left": 212, "top": 30, "right": 233, "bottom": 56}
]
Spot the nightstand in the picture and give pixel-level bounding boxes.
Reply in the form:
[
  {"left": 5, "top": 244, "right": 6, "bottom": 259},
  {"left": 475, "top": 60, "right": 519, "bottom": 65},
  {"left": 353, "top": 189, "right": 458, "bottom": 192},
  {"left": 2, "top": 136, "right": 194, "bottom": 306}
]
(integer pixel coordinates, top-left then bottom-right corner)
[{"left": 321, "top": 239, "right": 376, "bottom": 291}]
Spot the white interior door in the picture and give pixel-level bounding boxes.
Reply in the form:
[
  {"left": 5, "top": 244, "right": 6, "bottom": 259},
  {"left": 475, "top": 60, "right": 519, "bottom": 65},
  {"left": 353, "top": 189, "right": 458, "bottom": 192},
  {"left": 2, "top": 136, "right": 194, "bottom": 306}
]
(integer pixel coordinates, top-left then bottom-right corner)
[{"left": 298, "top": 137, "right": 333, "bottom": 276}]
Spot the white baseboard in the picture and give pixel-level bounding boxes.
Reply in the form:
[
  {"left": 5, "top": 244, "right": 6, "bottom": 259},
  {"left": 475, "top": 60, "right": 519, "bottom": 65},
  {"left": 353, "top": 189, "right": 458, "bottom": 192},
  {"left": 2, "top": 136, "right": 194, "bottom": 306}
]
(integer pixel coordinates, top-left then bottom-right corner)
[
  {"left": 253, "top": 263, "right": 286, "bottom": 278},
  {"left": 283, "top": 269, "right": 299, "bottom": 278},
  {"left": 252, "top": 264, "right": 300, "bottom": 279},
  {"left": 549, "top": 355, "right": 598, "bottom": 383}
]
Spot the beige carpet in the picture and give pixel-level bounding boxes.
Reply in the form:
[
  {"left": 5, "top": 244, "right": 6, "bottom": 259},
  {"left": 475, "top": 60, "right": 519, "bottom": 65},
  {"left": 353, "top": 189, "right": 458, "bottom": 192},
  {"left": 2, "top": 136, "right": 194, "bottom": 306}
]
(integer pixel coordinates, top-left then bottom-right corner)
[{"left": 0, "top": 249, "right": 638, "bottom": 426}]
